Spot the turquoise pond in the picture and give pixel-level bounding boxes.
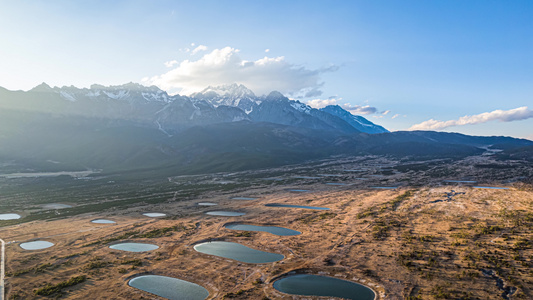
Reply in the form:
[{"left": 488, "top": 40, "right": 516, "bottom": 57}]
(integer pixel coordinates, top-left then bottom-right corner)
[
  {"left": 91, "top": 219, "right": 116, "bottom": 224},
  {"left": 205, "top": 211, "right": 245, "bottom": 217},
  {"left": 288, "top": 189, "right": 310, "bottom": 192},
  {"left": 143, "top": 213, "right": 166, "bottom": 217},
  {"left": 230, "top": 197, "right": 258, "bottom": 200},
  {"left": 224, "top": 224, "right": 301, "bottom": 236},
  {"left": 444, "top": 180, "right": 477, "bottom": 183},
  {"left": 265, "top": 203, "right": 330, "bottom": 210},
  {"left": 197, "top": 202, "right": 218, "bottom": 206},
  {"left": 194, "top": 241, "right": 283, "bottom": 263},
  {"left": 129, "top": 275, "right": 209, "bottom": 300},
  {"left": 0, "top": 213, "right": 21, "bottom": 220},
  {"left": 20, "top": 241, "right": 54, "bottom": 250},
  {"left": 273, "top": 274, "right": 375, "bottom": 300},
  {"left": 473, "top": 186, "right": 509, "bottom": 190},
  {"left": 109, "top": 242, "right": 159, "bottom": 252}
]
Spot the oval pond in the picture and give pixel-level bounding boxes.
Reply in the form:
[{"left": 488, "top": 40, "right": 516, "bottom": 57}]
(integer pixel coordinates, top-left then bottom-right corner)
[
  {"left": 197, "top": 202, "right": 217, "bottom": 206},
  {"left": 20, "top": 241, "right": 54, "bottom": 250},
  {"left": 143, "top": 213, "right": 166, "bottom": 217},
  {"left": 273, "top": 274, "right": 375, "bottom": 300},
  {"left": 473, "top": 186, "right": 509, "bottom": 190},
  {"left": 205, "top": 211, "right": 245, "bottom": 217},
  {"left": 0, "top": 213, "right": 21, "bottom": 220},
  {"left": 129, "top": 275, "right": 209, "bottom": 300},
  {"left": 91, "top": 219, "right": 116, "bottom": 224},
  {"left": 194, "top": 241, "right": 283, "bottom": 263},
  {"left": 444, "top": 180, "right": 477, "bottom": 183},
  {"left": 230, "top": 197, "right": 258, "bottom": 200},
  {"left": 288, "top": 189, "right": 309, "bottom": 193},
  {"left": 109, "top": 242, "right": 159, "bottom": 252},
  {"left": 225, "top": 224, "right": 301, "bottom": 236}
]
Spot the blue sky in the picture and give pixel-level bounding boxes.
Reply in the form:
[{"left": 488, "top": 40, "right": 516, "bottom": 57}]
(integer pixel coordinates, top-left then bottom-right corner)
[{"left": 1, "top": 1, "right": 532, "bottom": 139}]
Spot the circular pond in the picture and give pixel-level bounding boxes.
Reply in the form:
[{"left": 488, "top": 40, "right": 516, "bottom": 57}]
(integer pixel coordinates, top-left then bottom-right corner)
[
  {"left": 143, "top": 213, "right": 166, "bottom": 217},
  {"left": 20, "top": 240, "right": 54, "bottom": 250},
  {"left": 0, "top": 213, "right": 21, "bottom": 220},
  {"left": 91, "top": 219, "right": 116, "bottom": 224},
  {"left": 109, "top": 242, "right": 159, "bottom": 252},
  {"left": 129, "top": 275, "right": 209, "bottom": 300},
  {"left": 194, "top": 241, "right": 283, "bottom": 263},
  {"left": 205, "top": 211, "right": 245, "bottom": 217},
  {"left": 225, "top": 224, "right": 301, "bottom": 236},
  {"left": 273, "top": 274, "right": 375, "bottom": 300}
]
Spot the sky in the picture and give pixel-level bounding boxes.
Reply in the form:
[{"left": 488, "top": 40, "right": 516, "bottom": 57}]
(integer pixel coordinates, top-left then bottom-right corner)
[{"left": 1, "top": 0, "right": 532, "bottom": 139}]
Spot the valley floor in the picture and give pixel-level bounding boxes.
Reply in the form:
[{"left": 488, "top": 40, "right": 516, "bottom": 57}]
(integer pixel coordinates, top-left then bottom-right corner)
[{"left": 1, "top": 154, "right": 532, "bottom": 299}]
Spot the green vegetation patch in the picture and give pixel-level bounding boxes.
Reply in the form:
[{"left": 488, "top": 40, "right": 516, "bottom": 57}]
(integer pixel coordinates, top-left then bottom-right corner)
[
  {"left": 298, "top": 212, "right": 337, "bottom": 224},
  {"left": 33, "top": 275, "right": 86, "bottom": 296}
]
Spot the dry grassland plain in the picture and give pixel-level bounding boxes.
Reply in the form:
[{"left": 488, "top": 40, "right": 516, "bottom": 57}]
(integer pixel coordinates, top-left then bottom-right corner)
[{"left": 1, "top": 156, "right": 532, "bottom": 299}]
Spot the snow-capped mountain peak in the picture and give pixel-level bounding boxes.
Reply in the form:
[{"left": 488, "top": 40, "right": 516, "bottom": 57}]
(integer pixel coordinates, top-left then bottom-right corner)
[
  {"left": 191, "top": 83, "right": 258, "bottom": 112},
  {"left": 194, "top": 83, "right": 255, "bottom": 98}
]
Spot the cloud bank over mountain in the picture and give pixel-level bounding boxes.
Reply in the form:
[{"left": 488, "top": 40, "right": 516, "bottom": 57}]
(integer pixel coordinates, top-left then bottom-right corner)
[
  {"left": 409, "top": 106, "right": 533, "bottom": 131},
  {"left": 306, "top": 97, "right": 379, "bottom": 115},
  {"left": 143, "top": 47, "right": 338, "bottom": 97}
]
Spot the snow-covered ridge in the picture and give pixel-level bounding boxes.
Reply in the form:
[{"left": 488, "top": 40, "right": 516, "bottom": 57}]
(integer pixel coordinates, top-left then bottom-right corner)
[
  {"left": 59, "top": 91, "right": 76, "bottom": 102},
  {"left": 103, "top": 90, "right": 129, "bottom": 100},
  {"left": 21, "top": 82, "right": 389, "bottom": 134},
  {"left": 290, "top": 101, "right": 312, "bottom": 114},
  {"left": 194, "top": 83, "right": 255, "bottom": 98},
  {"left": 142, "top": 90, "right": 171, "bottom": 103}
]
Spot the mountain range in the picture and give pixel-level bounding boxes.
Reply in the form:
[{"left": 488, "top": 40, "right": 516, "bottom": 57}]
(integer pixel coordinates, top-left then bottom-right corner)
[
  {"left": 0, "top": 83, "right": 531, "bottom": 175},
  {"left": 0, "top": 82, "right": 388, "bottom": 135}
]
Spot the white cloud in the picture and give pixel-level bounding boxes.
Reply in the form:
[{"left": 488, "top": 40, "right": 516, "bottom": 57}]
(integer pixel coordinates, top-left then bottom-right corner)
[
  {"left": 408, "top": 106, "right": 533, "bottom": 131},
  {"left": 191, "top": 45, "right": 208, "bottom": 55},
  {"left": 144, "top": 46, "right": 338, "bottom": 96},
  {"left": 382, "top": 110, "right": 390, "bottom": 115},
  {"left": 306, "top": 97, "right": 378, "bottom": 115},
  {"left": 164, "top": 60, "right": 178, "bottom": 68},
  {"left": 265, "top": 49, "right": 270, "bottom": 53},
  {"left": 306, "top": 98, "right": 338, "bottom": 108},
  {"left": 391, "top": 114, "right": 400, "bottom": 119},
  {"left": 346, "top": 104, "right": 378, "bottom": 115}
]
